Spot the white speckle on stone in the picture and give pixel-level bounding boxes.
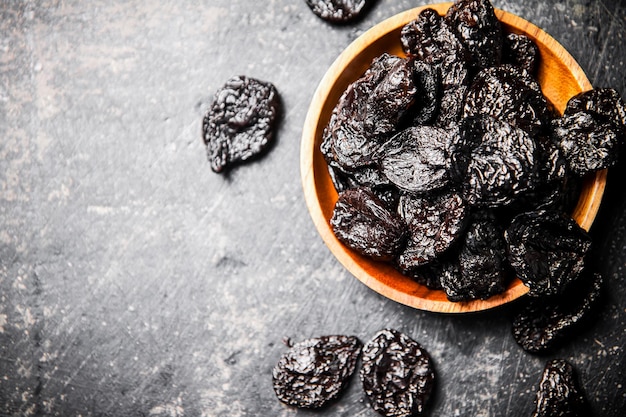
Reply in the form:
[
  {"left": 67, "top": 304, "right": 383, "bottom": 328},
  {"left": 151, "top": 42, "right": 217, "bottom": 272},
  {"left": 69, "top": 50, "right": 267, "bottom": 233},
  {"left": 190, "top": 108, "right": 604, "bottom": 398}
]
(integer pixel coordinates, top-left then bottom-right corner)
[
  {"left": 149, "top": 396, "right": 185, "bottom": 417},
  {"left": 0, "top": 314, "right": 6, "bottom": 333}
]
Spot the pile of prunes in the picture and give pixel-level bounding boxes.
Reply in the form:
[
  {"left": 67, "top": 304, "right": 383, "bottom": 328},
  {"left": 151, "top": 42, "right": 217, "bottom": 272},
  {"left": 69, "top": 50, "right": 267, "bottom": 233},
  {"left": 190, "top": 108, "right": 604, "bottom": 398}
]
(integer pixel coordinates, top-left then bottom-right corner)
[{"left": 321, "top": 0, "right": 626, "bottom": 305}]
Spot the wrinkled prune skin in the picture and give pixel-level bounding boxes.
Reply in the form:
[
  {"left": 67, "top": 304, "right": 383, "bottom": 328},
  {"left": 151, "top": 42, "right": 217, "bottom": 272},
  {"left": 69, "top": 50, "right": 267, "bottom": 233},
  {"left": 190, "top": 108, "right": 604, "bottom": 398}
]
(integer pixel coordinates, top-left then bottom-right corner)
[
  {"left": 459, "top": 116, "right": 538, "bottom": 207},
  {"left": 505, "top": 210, "right": 592, "bottom": 297},
  {"left": 445, "top": 0, "right": 503, "bottom": 69},
  {"left": 396, "top": 191, "right": 467, "bottom": 271},
  {"left": 410, "top": 60, "right": 440, "bottom": 125},
  {"left": 360, "top": 329, "right": 435, "bottom": 417},
  {"left": 532, "top": 359, "right": 589, "bottom": 417},
  {"left": 305, "top": 0, "right": 372, "bottom": 23},
  {"left": 328, "top": 164, "right": 391, "bottom": 193},
  {"left": 513, "top": 272, "right": 603, "bottom": 354},
  {"left": 444, "top": 211, "right": 508, "bottom": 301},
  {"left": 202, "top": 76, "right": 280, "bottom": 173},
  {"left": 322, "top": 54, "right": 414, "bottom": 171},
  {"left": 378, "top": 126, "right": 456, "bottom": 194},
  {"left": 331, "top": 187, "right": 407, "bottom": 260},
  {"left": 551, "top": 111, "right": 621, "bottom": 176},
  {"left": 272, "top": 335, "right": 362, "bottom": 408},
  {"left": 463, "top": 65, "right": 550, "bottom": 137},
  {"left": 564, "top": 87, "right": 626, "bottom": 129},
  {"left": 502, "top": 33, "right": 539, "bottom": 74},
  {"left": 436, "top": 85, "right": 468, "bottom": 128}
]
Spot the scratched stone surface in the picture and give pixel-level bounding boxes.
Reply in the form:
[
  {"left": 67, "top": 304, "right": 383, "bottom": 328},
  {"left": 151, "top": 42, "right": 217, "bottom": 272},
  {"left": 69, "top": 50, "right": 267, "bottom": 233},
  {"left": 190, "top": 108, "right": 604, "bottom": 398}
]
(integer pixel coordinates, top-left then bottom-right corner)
[{"left": 0, "top": 0, "right": 625, "bottom": 416}]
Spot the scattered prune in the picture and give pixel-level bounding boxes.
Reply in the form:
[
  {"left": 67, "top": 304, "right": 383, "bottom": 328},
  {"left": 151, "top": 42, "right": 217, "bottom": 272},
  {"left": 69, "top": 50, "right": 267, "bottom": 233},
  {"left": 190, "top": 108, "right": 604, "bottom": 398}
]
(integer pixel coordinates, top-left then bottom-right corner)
[
  {"left": 513, "top": 272, "right": 603, "bottom": 353},
  {"left": 378, "top": 126, "right": 456, "bottom": 194},
  {"left": 463, "top": 65, "right": 550, "bottom": 137},
  {"left": 564, "top": 87, "right": 626, "bottom": 129},
  {"left": 360, "top": 329, "right": 435, "bottom": 417},
  {"left": 305, "top": 0, "right": 373, "bottom": 23},
  {"left": 272, "top": 335, "right": 362, "bottom": 408},
  {"left": 505, "top": 210, "right": 592, "bottom": 297},
  {"left": 532, "top": 359, "right": 589, "bottom": 417},
  {"left": 443, "top": 211, "right": 509, "bottom": 301},
  {"left": 202, "top": 76, "right": 280, "bottom": 173},
  {"left": 445, "top": 0, "right": 503, "bottom": 69},
  {"left": 331, "top": 187, "right": 407, "bottom": 260},
  {"left": 396, "top": 191, "right": 467, "bottom": 271},
  {"left": 551, "top": 111, "right": 621, "bottom": 176},
  {"left": 502, "top": 32, "right": 539, "bottom": 74},
  {"left": 459, "top": 116, "right": 538, "bottom": 207}
]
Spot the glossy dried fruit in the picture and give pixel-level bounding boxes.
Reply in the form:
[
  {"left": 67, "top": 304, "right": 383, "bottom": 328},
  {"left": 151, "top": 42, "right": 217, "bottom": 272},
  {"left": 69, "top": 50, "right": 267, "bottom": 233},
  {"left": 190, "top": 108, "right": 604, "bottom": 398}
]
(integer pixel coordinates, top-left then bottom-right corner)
[
  {"left": 564, "top": 87, "right": 626, "bottom": 129},
  {"left": 445, "top": 0, "right": 503, "bottom": 69},
  {"left": 505, "top": 210, "right": 592, "bottom": 297},
  {"left": 360, "top": 329, "right": 435, "bottom": 417},
  {"left": 331, "top": 187, "right": 407, "bottom": 260},
  {"left": 305, "top": 0, "right": 372, "bottom": 23},
  {"left": 272, "top": 335, "right": 362, "bottom": 408},
  {"left": 551, "top": 111, "right": 621, "bottom": 176},
  {"left": 409, "top": 60, "right": 440, "bottom": 125},
  {"left": 396, "top": 191, "right": 467, "bottom": 271},
  {"left": 502, "top": 32, "right": 539, "bottom": 73},
  {"left": 435, "top": 85, "right": 468, "bottom": 128},
  {"left": 513, "top": 272, "right": 603, "bottom": 353},
  {"left": 202, "top": 76, "right": 280, "bottom": 173},
  {"left": 532, "top": 359, "right": 589, "bottom": 417}
]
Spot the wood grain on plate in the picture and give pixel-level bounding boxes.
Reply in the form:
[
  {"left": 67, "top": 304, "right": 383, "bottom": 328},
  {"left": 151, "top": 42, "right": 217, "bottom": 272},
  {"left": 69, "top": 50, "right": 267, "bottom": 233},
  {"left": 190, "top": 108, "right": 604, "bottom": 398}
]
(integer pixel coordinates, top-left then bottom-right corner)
[{"left": 301, "top": 3, "right": 607, "bottom": 313}]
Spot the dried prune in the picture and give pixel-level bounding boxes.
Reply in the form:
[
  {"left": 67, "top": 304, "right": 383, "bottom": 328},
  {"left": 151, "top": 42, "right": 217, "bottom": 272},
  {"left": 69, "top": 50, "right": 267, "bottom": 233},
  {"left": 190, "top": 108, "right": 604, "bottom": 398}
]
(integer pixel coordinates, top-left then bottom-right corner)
[
  {"left": 459, "top": 116, "right": 538, "bottom": 207},
  {"left": 305, "top": 0, "right": 373, "bottom": 23},
  {"left": 513, "top": 272, "right": 603, "bottom": 353},
  {"left": 443, "top": 211, "right": 509, "bottom": 301},
  {"left": 272, "top": 335, "right": 362, "bottom": 408},
  {"left": 378, "top": 126, "right": 456, "bottom": 194},
  {"left": 532, "top": 359, "right": 589, "bottom": 417},
  {"left": 445, "top": 0, "right": 503, "bottom": 69},
  {"left": 502, "top": 32, "right": 539, "bottom": 74},
  {"left": 396, "top": 191, "right": 467, "bottom": 271},
  {"left": 360, "top": 329, "right": 435, "bottom": 417},
  {"left": 505, "top": 210, "right": 592, "bottom": 297},
  {"left": 202, "top": 76, "right": 280, "bottom": 173},
  {"left": 463, "top": 65, "right": 550, "bottom": 137},
  {"left": 331, "top": 187, "right": 407, "bottom": 260},
  {"left": 551, "top": 111, "right": 621, "bottom": 176},
  {"left": 564, "top": 87, "right": 626, "bottom": 129},
  {"left": 409, "top": 60, "right": 440, "bottom": 125},
  {"left": 435, "top": 85, "right": 468, "bottom": 128}
]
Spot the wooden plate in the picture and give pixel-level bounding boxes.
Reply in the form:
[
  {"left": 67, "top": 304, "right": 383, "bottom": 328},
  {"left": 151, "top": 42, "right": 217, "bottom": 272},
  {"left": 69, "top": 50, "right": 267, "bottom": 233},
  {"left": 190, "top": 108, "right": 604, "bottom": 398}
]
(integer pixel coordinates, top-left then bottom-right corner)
[{"left": 300, "top": 3, "right": 607, "bottom": 313}]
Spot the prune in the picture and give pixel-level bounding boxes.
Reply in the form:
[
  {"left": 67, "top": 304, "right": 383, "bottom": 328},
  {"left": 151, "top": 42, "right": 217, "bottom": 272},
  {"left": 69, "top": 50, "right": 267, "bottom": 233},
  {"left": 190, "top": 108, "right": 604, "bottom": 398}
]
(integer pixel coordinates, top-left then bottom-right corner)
[
  {"left": 502, "top": 33, "right": 539, "bottom": 74},
  {"left": 551, "top": 111, "right": 621, "bottom": 176},
  {"left": 410, "top": 60, "right": 440, "bottom": 125},
  {"left": 442, "top": 211, "right": 509, "bottom": 301},
  {"left": 445, "top": 0, "right": 503, "bottom": 69},
  {"left": 378, "top": 126, "right": 456, "bottom": 194},
  {"left": 272, "top": 335, "right": 362, "bottom": 408},
  {"left": 396, "top": 191, "right": 467, "bottom": 271},
  {"left": 202, "top": 76, "right": 280, "bottom": 173},
  {"left": 513, "top": 272, "right": 603, "bottom": 353},
  {"left": 564, "top": 87, "right": 626, "bottom": 129},
  {"left": 459, "top": 116, "right": 538, "bottom": 207},
  {"left": 331, "top": 187, "right": 407, "bottom": 260},
  {"left": 463, "top": 65, "right": 550, "bottom": 137},
  {"left": 505, "top": 210, "right": 592, "bottom": 297},
  {"left": 532, "top": 359, "right": 589, "bottom": 417},
  {"left": 435, "top": 85, "right": 468, "bottom": 128},
  {"left": 360, "top": 329, "right": 435, "bottom": 417},
  {"left": 305, "top": 0, "right": 372, "bottom": 23},
  {"left": 322, "top": 54, "right": 414, "bottom": 171},
  {"left": 328, "top": 164, "right": 391, "bottom": 193},
  {"left": 404, "top": 262, "right": 446, "bottom": 290}
]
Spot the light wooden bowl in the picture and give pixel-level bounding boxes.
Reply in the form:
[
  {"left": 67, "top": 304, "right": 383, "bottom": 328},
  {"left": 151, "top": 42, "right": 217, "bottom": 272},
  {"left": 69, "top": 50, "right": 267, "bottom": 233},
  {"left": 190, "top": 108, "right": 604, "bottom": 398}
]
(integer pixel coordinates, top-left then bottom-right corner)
[{"left": 301, "top": 3, "right": 607, "bottom": 313}]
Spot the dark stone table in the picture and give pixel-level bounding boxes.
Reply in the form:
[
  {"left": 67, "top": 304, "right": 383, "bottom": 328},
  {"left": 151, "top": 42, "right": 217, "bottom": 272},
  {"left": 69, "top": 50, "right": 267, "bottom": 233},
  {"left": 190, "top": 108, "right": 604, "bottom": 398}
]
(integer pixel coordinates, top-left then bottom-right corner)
[{"left": 1, "top": 1, "right": 625, "bottom": 416}]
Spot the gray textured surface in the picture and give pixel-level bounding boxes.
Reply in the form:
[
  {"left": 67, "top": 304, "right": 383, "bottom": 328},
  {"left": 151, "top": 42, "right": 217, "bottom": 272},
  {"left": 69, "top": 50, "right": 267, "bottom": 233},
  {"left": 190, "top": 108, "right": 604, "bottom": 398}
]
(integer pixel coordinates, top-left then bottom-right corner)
[{"left": 1, "top": 0, "right": 625, "bottom": 416}]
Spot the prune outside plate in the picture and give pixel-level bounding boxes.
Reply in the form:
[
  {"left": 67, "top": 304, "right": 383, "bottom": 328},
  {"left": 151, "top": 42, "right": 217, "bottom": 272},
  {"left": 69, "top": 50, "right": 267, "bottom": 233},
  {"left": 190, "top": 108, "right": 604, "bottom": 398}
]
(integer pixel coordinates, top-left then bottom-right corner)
[{"left": 301, "top": 3, "right": 606, "bottom": 313}]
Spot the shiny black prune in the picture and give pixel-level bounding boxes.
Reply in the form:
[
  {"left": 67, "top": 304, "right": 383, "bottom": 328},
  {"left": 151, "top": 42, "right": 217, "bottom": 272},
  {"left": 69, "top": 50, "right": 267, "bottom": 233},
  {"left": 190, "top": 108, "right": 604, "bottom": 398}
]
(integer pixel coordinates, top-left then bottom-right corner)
[
  {"left": 463, "top": 65, "right": 551, "bottom": 137},
  {"left": 564, "top": 87, "right": 626, "bottom": 129},
  {"left": 360, "top": 329, "right": 435, "bottom": 417},
  {"left": 331, "top": 187, "right": 407, "bottom": 260},
  {"left": 327, "top": 163, "right": 391, "bottom": 193},
  {"left": 445, "top": 0, "right": 503, "bottom": 69},
  {"left": 396, "top": 191, "right": 467, "bottom": 271},
  {"left": 202, "top": 76, "right": 280, "bottom": 173},
  {"left": 272, "top": 335, "right": 362, "bottom": 408},
  {"left": 532, "top": 359, "right": 589, "bottom": 417},
  {"left": 305, "top": 0, "right": 373, "bottom": 23},
  {"left": 505, "top": 210, "right": 592, "bottom": 297},
  {"left": 436, "top": 85, "right": 468, "bottom": 128},
  {"left": 410, "top": 60, "right": 440, "bottom": 125},
  {"left": 459, "top": 116, "right": 538, "bottom": 207},
  {"left": 378, "top": 126, "right": 456, "bottom": 194},
  {"left": 551, "top": 111, "right": 621, "bottom": 176},
  {"left": 443, "top": 211, "right": 509, "bottom": 301},
  {"left": 513, "top": 272, "right": 603, "bottom": 354},
  {"left": 502, "top": 32, "right": 539, "bottom": 74}
]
